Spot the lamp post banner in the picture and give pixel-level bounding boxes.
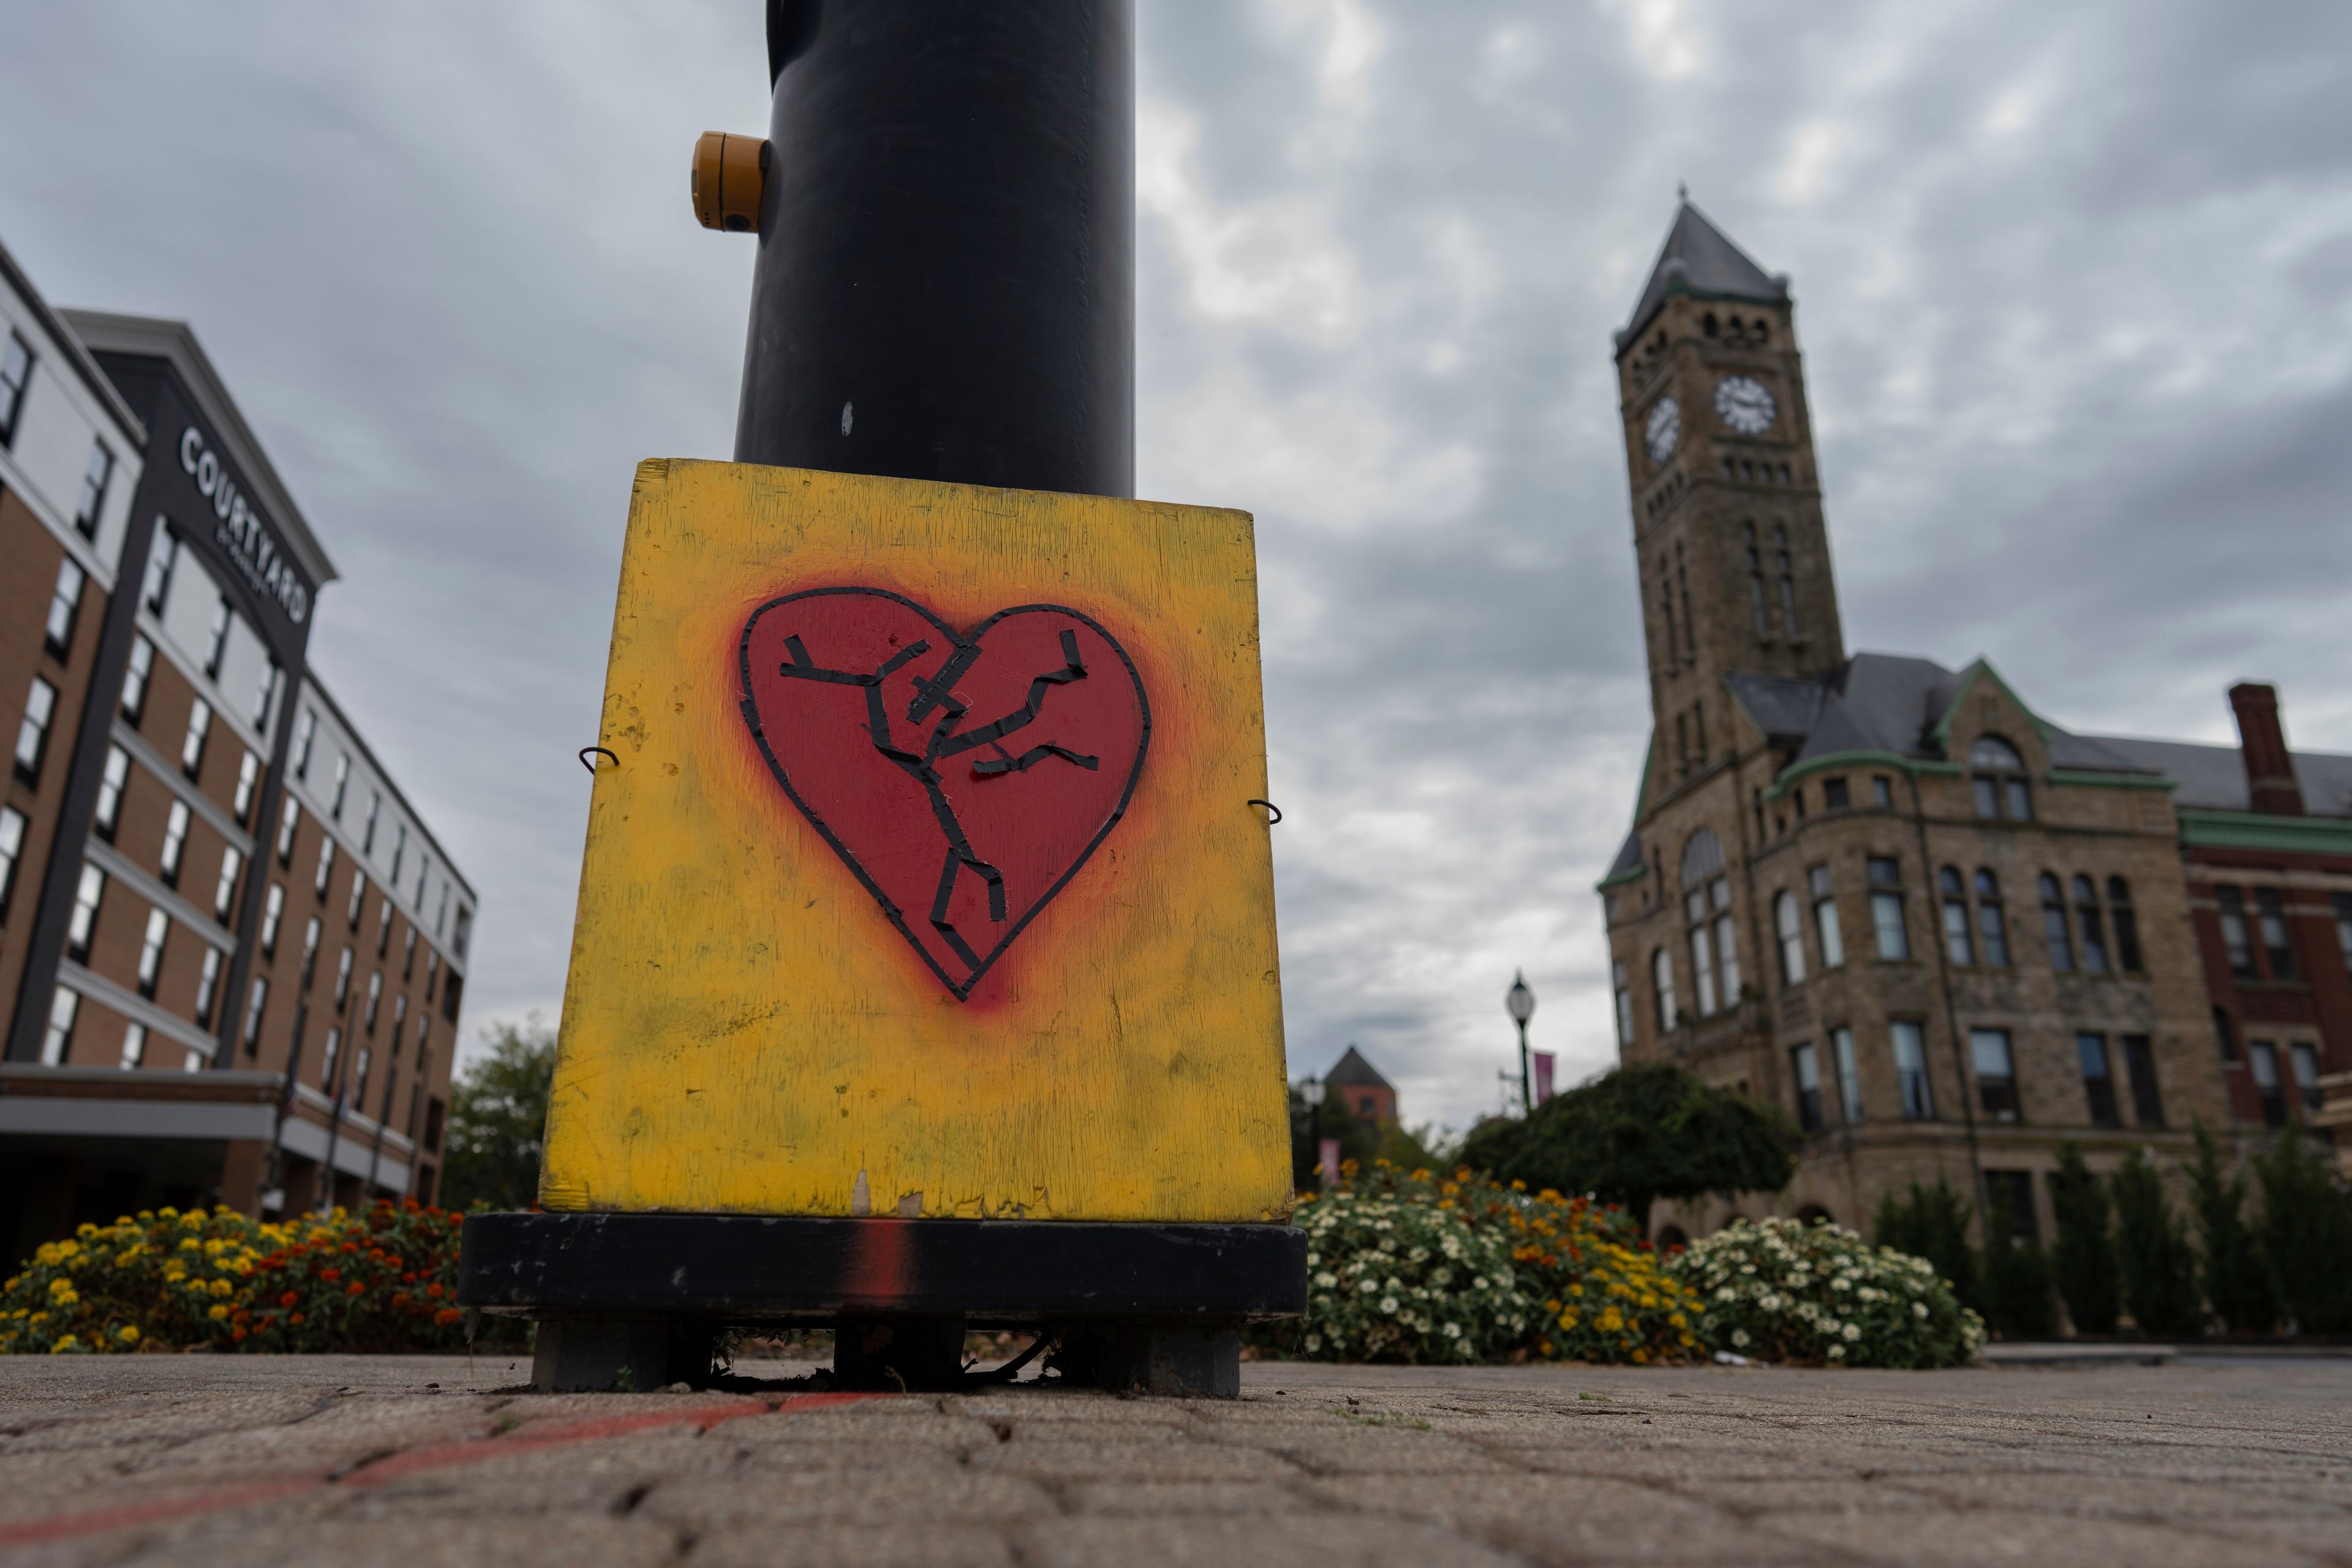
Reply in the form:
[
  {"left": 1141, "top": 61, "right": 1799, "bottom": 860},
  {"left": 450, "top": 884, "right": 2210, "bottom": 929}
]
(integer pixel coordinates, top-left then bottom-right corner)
[{"left": 1532, "top": 1051, "right": 1555, "bottom": 1106}]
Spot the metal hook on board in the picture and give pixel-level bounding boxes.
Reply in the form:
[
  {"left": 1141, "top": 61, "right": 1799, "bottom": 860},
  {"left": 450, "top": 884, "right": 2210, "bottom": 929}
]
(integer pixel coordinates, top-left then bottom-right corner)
[
  {"left": 1247, "top": 799, "right": 1282, "bottom": 826},
  {"left": 579, "top": 746, "right": 619, "bottom": 777}
]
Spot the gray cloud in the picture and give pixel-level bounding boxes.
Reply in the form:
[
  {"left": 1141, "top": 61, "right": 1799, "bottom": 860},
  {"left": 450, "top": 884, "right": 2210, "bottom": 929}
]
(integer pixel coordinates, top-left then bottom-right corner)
[{"left": 5, "top": 1, "right": 2348, "bottom": 1134}]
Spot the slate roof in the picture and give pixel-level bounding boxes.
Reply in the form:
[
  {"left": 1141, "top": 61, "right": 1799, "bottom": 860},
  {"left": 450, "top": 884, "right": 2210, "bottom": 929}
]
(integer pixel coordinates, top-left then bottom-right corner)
[
  {"left": 1619, "top": 199, "right": 1790, "bottom": 346},
  {"left": 2087, "top": 736, "right": 2352, "bottom": 818},
  {"left": 1323, "top": 1046, "right": 1393, "bottom": 1091}
]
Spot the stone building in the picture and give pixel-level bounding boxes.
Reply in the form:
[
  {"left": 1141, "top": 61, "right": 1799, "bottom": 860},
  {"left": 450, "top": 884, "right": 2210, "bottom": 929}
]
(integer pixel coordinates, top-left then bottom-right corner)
[
  {"left": 1596, "top": 201, "right": 2237, "bottom": 1245},
  {"left": 0, "top": 236, "right": 475, "bottom": 1262}
]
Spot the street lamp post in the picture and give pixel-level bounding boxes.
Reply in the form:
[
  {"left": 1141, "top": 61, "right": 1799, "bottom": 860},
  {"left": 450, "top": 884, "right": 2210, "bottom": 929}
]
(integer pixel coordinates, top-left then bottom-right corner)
[
  {"left": 1299, "top": 1074, "right": 1326, "bottom": 1186},
  {"left": 1506, "top": 971, "right": 1536, "bottom": 1115}
]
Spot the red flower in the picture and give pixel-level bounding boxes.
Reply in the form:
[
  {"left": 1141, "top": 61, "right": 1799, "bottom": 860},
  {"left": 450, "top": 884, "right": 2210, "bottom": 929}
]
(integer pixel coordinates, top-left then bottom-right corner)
[
  {"left": 290, "top": 1312, "right": 306, "bottom": 1325},
  {"left": 425, "top": 1282, "right": 444, "bottom": 1299},
  {"left": 434, "top": 1308, "right": 462, "bottom": 1325},
  {"left": 391, "top": 1292, "right": 410, "bottom": 1307},
  {"left": 320, "top": 1268, "right": 341, "bottom": 1283},
  {"left": 345, "top": 1282, "right": 364, "bottom": 1297},
  {"left": 232, "top": 1327, "right": 248, "bottom": 1342},
  {"left": 401, "top": 1271, "right": 417, "bottom": 1284},
  {"left": 279, "top": 1291, "right": 298, "bottom": 1308}
]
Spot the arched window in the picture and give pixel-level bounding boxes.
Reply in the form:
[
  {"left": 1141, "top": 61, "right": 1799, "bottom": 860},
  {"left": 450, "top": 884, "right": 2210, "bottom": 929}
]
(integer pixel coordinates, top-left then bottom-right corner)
[
  {"left": 1974, "top": 869, "right": 2011, "bottom": 967},
  {"left": 1795, "top": 1204, "right": 1832, "bottom": 1226},
  {"left": 1613, "top": 959, "right": 1634, "bottom": 1046},
  {"left": 1939, "top": 866, "right": 1975, "bottom": 966},
  {"left": 2073, "top": 874, "right": 2111, "bottom": 973},
  {"left": 1775, "top": 889, "right": 1806, "bottom": 984},
  {"left": 1701, "top": 313, "right": 1718, "bottom": 337},
  {"left": 2107, "top": 876, "right": 2143, "bottom": 972},
  {"left": 1653, "top": 948, "right": 1678, "bottom": 1030},
  {"left": 1970, "top": 735, "right": 2032, "bottom": 821},
  {"left": 2040, "top": 873, "right": 2075, "bottom": 970},
  {"left": 1773, "top": 525, "right": 1798, "bottom": 636},
  {"left": 1743, "top": 523, "right": 1768, "bottom": 636},
  {"left": 1681, "top": 830, "right": 1738, "bottom": 1015}
]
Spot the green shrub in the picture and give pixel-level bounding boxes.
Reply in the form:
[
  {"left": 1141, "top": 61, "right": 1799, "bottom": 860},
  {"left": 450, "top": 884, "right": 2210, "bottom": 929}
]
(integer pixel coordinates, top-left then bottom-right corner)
[
  {"left": 1873, "top": 1178, "right": 1981, "bottom": 1315},
  {"left": 1980, "top": 1186, "right": 2056, "bottom": 1339},
  {"left": 1668, "top": 1218, "right": 1984, "bottom": 1368},
  {"left": 2049, "top": 1145, "right": 2119, "bottom": 1335},
  {"left": 2109, "top": 1147, "right": 2201, "bottom": 1338},
  {"left": 2187, "top": 1125, "right": 2274, "bottom": 1335},
  {"left": 2252, "top": 1124, "right": 2352, "bottom": 1335}
]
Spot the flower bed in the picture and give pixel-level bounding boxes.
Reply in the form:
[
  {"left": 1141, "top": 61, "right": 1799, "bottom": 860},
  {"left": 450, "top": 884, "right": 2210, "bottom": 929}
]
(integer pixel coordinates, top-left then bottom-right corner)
[
  {"left": 1, "top": 1202, "right": 469, "bottom": 1355},
  {"left": 1666, "top": 1216, "right": 1984, "bottom": 1368},
  {"left": 1265, "top": 1163, "right": 1706, "bottom": 1365}
]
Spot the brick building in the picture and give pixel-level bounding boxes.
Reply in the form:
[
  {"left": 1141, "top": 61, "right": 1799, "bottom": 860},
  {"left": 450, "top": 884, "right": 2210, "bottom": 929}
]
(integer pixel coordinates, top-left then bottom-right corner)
[
  {"left": 1323, "top": 1045, "right": 1398, "bottom": 1129},
  {"left": 0, "top": 239, "right": 474, "bottom": 1262},
  {"left": 1596, "top": 201, "right": 2244, "bottom": 1245}
]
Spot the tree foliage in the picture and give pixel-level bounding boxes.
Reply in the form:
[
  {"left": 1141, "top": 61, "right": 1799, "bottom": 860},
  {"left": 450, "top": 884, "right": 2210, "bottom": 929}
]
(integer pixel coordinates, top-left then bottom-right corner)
[
  {"left": 2048, "top": 1144, "right": 2119, "bottom": 1335},
  {"left": 1872, "top": 1177, "right": 1981, "bottom": 1314},
  {"left": 2252, "top": 1123, "right": 2352, "bottom": 1335},
  {"left": 438, "top": 1016, "right": 559, "bottom": 1213},
  {"left": 2186, "top": 1124, "right": 2274, "bottom": 1335},
  {"left": 2109, "top": 1146, "right": 2201, "bottom": 1338},
  {"left": 1978, "top": 1183, "right": 2055, "bottom": 1339},
  {"left": 1457, "top": 1063, "right": 1796, "bottom": 1235}
]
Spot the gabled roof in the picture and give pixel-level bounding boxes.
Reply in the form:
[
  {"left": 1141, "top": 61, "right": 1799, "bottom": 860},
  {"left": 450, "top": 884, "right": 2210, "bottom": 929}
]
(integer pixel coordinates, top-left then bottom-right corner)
[
  {"left": 2089, "top": 736, "right": 2352, "bottom": 819},
  {"left": 1324, "top": 1045, "right": 1393, "bottom": 1092},
  {"left": 1618, "top": 198, "right": 1790, "bottom": 348}
]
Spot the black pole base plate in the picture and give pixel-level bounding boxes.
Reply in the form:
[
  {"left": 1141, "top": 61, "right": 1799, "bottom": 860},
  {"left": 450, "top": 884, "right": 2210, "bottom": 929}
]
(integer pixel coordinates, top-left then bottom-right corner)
[{"left": 458, "top": 1212, "right": 1307, "bottom": 1325}]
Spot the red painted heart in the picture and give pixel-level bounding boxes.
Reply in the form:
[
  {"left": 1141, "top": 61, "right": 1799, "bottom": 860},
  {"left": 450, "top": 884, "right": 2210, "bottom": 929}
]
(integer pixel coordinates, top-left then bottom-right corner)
[{"left": 737, "top": 588, "right": 1151, "bottom": 1000}]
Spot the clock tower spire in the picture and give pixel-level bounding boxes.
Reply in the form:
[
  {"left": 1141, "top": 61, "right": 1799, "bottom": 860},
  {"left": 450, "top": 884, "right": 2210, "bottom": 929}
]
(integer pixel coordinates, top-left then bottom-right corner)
[{"left": 1615, "top": 197, "right": 1845, "bottom": 787}]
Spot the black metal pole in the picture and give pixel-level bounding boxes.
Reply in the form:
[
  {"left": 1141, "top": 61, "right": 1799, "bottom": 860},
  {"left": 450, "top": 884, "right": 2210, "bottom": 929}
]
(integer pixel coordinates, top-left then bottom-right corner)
[
  {"left": 736, "top": 0, "right": 1135, "bottom": 499},
  {"left": 1516, "top": 1019, "right": 1531, "bottom": 1114}
]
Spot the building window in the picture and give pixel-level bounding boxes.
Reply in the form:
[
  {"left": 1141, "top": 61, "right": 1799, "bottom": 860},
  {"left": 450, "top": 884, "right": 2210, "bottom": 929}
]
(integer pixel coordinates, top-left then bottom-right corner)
[
  {"left": 0, "top": 331, "right": 32, "bottom": 443},
  {"left": 1823, "top": 777, "right": 1850, "bottom": 810},
  {"left": 1970, "top": 1028, "right": 2021, "bottom": 1122},
  {"left": 403, "top": 925, "right": 418, "bottom": 980},
  {"left": 45, "top": 557, "right": 86, "bottom": 657},
  {"left": 314, "top": 836, "right": 335, "bottom": 897},
  {"left": 393, "top": 990, "right": 409, "bottom": 1035},
  {"left": 17, "top": 676, "right": 59, "bottom": 783},
  {"left": 2212, "top": 1005, "right": 2237, "bottom": 1062},
  {"left": 425, "top": 949, "right": 440, "bottom": 1000},
  {"left": 321, "top": 1026, "right": 342, "bottom": 1090},
  {"left": 137, "top": 908, "right": 168, "bottom": 998},
  {"left": 95, "top": 746, "right": 130, "bottom": 840},
  {"left": 277, "top": 796, "right": 301, "bottom": 864},
  {"left": 293, "top": 708, "right": 317, "bottom": 778},
  {"left": 1969, "top": 736, "right": 2032, "bottom": 821},
  {"left": 202, "top": 597, "right": 232, "bottom": 679},
  {"left": 1809, "top": 864, "right": 1844, "bottom": 968},
  {"left": 1790, "top": 1042, "right": 1823, "bottom": 1131},
  {"left": 160, "top": 800, "right": 190, "bottom": 885},
  {"left": 2248, "top": 1041, "right": 2286, "bottom": 1128},
  {"left": 242, "top": 976, "right": 269, "bottom": 1055},
  {"left": 66, "top": 864, "right": 106, "bottom": 961},
  {"left": 181, "top": 698, "right": 212, "bottom": 779},
  {"left": 2215, "top": 885, "right": 2255, "bottom": 979},
  {"left": 0, "top": 805, "right": 25, "bottom": 920},
  {"left": 2122, "top": 1035, "right": 2163, "bottom": 1127},
  {"left": 334, "top": 945, "right": 354, "bottom": 1008},
  {"left": 348, "top": 869, "right": 366, "bottom": 928},
  {"left": 142, "top": 531, "right": 179, "bottom": 613},
  {"left": 435, "top": 884, "right": 450, "bottom": 938},
  {"left": 391, "top": 823, "right": 408, "bottom": 886},
  {"left": 1774, "top": 890, "right": 1806, "bottom": 985},
  {"left": 195, "top": 946, "right": 223, "bottom": 1027},
  {"left": 363, "top": 790, "right": 382, "bottom": 855},
  {"left": 1872, "top": 776, "right": 1893, "bottom": 808},
  {"left": 1682, "top": 829, "right": 1738, "bottom": 1014},
  {"left": 2078, "top": 1033, "right": 2119, "bottom": 1127},
  {"left": 376, "top": 897, "right": 393, "bottom": 957},
  {"left": 1831, "top": 1027, "right": 1862, "bottom": 1122},
  {"left": 1891, "top": 1020, "right": 1934, "bottom": 1120},
  {"left": 2335, "top": 892, "right": 2352, "bottom": 972},
  {"left": 2288, "top": 1042, "right": 2321, "bottom": 1114},
  {"left": 453, "top": 903, "right": 471, "bottom": 959},
  {"left": 233, "top": 751, "right": 260, "bottom": 826},
  {"left": 2073, "top": 875, "right": 2111, "bottom": 973},
  {"left": 251, "top": 658, "right": 281, "bottom": 730},
  {"left": 1939, "top": 867, "right": 1975, "bottom": 966},
  {"left": 1970, "top": 870, "right": 2011, "bottom": 967},
  {"left": 2105, "top": 878, "right": 2143, "bottom": 973},
  {"left": 121, "top": 636, "right": 155, "bottom": 724},
  {"left": 2040, "top": 873, "right": 2076, "bottom": 971},
  {"left": 353, "top": 1047, "right": 374, "bottom": 1108},
  {"left": 1868, "top": 857, "right": 1909, "bottom": 960},
  {"left": 1774, "top": 525, "right": 1798, "bottom": 637},
  {"left": 1613, "top": 959, "right": 1633, "bottom": 1045},
  {"left": 331, "top": 752, "right": 351, "bottom": 817},
  {"left": 2255, "top": 888, "right": 2295, "bottom": 978},
  {"left": 74, "top": 441, "right": 115, "bottom": 537},
  {"left": 260, "top": 883, "right": 286, "bottom": 957},
  {"left": 40, "top": 986, "right": 77, "bottom": 1065},
  {"left": 214, "top": 847, "right": 243, "bottom": 922},
  {"left": 1744, "top": 523, "right": 1768, "bottom": 636},
  {"left": 120, "top": 1022, "right": 146, "bottom": 1071},
  {"left": 301, "top": 915, "right": 322, "bottom": 988},
  {"left": 1652, "top": 949, "right": 1677, "bottom": 1030}
]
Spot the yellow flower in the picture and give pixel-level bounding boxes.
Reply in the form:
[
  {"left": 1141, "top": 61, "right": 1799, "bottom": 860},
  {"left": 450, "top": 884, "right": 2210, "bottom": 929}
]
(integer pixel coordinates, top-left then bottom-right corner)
[
  {"left": 1559, "top": 1311, "right": 1579, "bottom": 1329},
  {"left": 1569, "top": 1284, "right": 1585, "bottom": 1297},
  {"left": 1632, "top": 1348, "right": 1649, "bottom": 1365},
  {"left": 1679, "top": 1333, "right": 1696, "bottom": 1348},
  {"left": 118, "top": 1325, "right": 140, "bottom": 1344},
  {"left": 207, "top": 1304, "right": 230, "bottom": 1321}
]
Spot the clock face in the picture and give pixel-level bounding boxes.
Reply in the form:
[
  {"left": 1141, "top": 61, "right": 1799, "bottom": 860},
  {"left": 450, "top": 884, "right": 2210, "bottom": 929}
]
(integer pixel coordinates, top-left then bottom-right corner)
[
  {"left": 1714, "top": 374, "right": 1777, "bottom": 435},
  {"left": 1643, "top": 396, "right": 1681, "bottom": 463}
]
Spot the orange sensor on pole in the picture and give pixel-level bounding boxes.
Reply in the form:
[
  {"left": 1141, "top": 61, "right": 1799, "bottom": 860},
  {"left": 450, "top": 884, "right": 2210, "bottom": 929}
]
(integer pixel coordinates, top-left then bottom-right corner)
[{"left": 691, "top": 132, "right": 768, "bottom": 233}]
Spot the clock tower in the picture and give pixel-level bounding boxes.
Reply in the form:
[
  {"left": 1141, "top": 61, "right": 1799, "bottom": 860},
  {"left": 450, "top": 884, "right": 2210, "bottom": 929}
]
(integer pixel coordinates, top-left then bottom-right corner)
[{"left": 1616, "top": 199, "right": 1844, "bottom": 787}]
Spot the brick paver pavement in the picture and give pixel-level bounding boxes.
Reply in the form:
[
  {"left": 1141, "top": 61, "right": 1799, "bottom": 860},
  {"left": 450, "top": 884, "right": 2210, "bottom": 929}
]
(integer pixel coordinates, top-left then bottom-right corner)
[{"left": 1, "top": 1352, "right": 2347, "bottom": 1566}]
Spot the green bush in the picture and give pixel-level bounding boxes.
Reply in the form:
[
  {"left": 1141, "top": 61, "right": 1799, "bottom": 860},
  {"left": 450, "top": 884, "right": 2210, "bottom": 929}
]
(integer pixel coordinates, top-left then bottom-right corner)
[
  {"left": 440, "top": 1016, "right": 558, "bottom": 1212},
  {"left": 1980, "top": 1186, "right": 2056, "bottom": 1339},
  {"left": 2109, "top": 1147, "right": 2201, "bottom": 1338},
  {"left": 1668, "top": 1217, "right": 1984, "bottom": 1368},
  {"left": 2049, "top": 1145, "right": 2119, "bottom": 1335},
  {"left": 2252, "top": 1124, "right": 2352, "bottom": 1335},
  {"left": 2187, "top": 1125, "right": 2274, "bottom": 1335},
  {"left": 1873, "top": 1178, "right": 1981, "bottom": 1315}
]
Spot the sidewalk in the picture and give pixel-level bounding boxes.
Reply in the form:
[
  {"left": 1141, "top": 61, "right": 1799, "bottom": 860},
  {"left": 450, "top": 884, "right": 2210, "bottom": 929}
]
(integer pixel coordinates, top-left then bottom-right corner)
[{"left": 1, "top": 1352, "right": 2347, "bottom": 1566}]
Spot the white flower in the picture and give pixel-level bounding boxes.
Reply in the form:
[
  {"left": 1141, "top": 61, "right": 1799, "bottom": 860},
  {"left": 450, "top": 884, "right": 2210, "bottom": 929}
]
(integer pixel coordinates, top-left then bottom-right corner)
[
  {"left": 1314, "top": 1272, "right": 1337, "bottom": 1289},
  {"left": 1432, "top": 1267, "right": 1453, "bottom": 1286},
  {"left": 1442, "top": 1322, "right": 1461, "bottom": 1340},
  {"left": 1380, "top": 1296, "right": 1399, "bottom": 1314},
  {"left": 1842, "top": 1324, "right": 1861, "bottom": 1341},
  {"left": 1359, "top": 1278, "right": 1378, "bottom": 1294},
  {"left": 1731, "top": 1329, "right": 1751, "bottom": 1348},
  {"left": 1714, "top": 1286, "right": 1735, "bottom": 1302},
  {"left": 1831, "top": 1277, "right": 1852, "bottom": 1292},
  {"left": 1758, "top": 1294, "right": 1782, "bottom": 1311},
  {"left": 1912, "top": 1301, "right": 1929, "bottom": 1320},
  {"left": 1827, "top": 1344, "right": 1846, "bottom": 1360},
  {"left": 1303, "top": 1333, "right": 1322, "bottom": 1352},
  {"left": 1474, "top": 1276, "right": 1490, "bottom": 1290}
]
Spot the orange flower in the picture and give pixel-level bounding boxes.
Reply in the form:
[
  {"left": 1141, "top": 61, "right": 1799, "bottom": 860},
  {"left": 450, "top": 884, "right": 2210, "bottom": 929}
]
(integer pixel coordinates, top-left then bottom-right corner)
[
  {"left": 391, "top": 1292, "right": 410, "bottom": 1307},
  {"left": 321, "top": 1268, "right": 341, "bottom": 1283},
  {"left": 344, "top": 1281, "right": 364, "bottom": 1297},
  {"left": 289, "top": 1312, "right": 305, "bottom": 1324},
  {"left": 232, "top": 1327, "right": 247, "bottom": 1341},
  {"left": 433, "top": 1308, "right": 462, "bottom": 1325},
  {"left": 425, "top": 1282, "right": 444, "bottom": 1299},
  {"left": 279, "top": 1291, "right": 298, "bottom": 1308}
]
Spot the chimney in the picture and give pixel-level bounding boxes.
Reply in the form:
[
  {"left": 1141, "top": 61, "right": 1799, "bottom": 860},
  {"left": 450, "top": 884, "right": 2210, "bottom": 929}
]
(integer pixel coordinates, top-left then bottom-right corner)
[{"left": 2230, "top": 682, "right": 2304, "bottom": 816}]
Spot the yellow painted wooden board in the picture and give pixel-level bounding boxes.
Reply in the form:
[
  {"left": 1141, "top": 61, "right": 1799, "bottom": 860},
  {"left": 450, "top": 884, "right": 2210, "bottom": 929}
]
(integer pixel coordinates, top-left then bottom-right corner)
[{"left": 540, "top": 461, "right": 1293, "bottom": 1222}]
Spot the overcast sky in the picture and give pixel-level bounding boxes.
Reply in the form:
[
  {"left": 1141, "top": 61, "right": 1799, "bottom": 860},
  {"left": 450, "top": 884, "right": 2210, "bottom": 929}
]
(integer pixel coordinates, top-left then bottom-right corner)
[{"left": 6, "top": 2, "right": 2350, "bottom": 1134}]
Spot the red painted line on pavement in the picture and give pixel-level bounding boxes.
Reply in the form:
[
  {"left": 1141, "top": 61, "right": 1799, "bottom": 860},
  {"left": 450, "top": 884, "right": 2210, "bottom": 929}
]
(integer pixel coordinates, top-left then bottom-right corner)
[{"left": 0, "top": 1391, "right": 885, "bottom": 1549}]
